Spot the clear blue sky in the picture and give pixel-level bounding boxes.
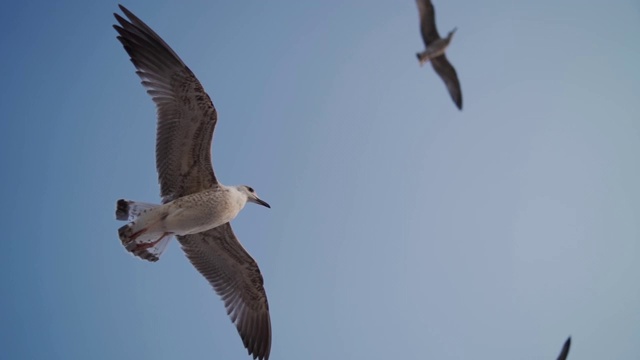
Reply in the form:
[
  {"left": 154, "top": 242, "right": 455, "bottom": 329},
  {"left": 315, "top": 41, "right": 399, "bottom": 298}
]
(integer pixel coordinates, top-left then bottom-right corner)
[{"left": 1, "top": 0, "right": 639, "bottom": 359}]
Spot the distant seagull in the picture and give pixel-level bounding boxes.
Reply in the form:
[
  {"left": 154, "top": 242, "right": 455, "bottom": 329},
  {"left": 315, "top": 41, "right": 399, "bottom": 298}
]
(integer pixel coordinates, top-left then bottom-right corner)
[
  {"left": 556, "top": 337, "right": 571, "bottom": 360},
  {"left": 113, "top": 5, "right": 271, "bottom": 360},
  {"left": 415, "top": 0, "right": 463, "bottom": 110}
]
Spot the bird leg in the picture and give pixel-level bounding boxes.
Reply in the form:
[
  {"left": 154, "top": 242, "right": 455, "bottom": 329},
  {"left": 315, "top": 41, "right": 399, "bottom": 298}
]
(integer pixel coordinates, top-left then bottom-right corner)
[{"left": 126, "top": 232, "right": 171, "bottom": 253}]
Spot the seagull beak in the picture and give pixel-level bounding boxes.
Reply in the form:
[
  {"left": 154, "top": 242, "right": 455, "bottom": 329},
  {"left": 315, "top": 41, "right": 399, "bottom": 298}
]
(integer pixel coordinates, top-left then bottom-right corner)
[{"left": 254, "top": 198, "right": 271, "bottom": 209}]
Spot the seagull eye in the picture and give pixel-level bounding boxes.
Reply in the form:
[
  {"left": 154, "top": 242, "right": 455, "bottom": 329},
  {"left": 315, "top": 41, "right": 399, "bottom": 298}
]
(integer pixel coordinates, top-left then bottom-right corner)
[{"left": 247, "top": 186, "right": 254, "bottom": 193}]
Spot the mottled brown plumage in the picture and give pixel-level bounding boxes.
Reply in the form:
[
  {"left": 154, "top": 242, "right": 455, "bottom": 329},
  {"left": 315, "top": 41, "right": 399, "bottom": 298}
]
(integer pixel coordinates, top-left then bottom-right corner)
[
  {"left": 113, "top": 5, "right": 271, "bottom": 359},
  {"left": 415, "top": 0, "right": 463, "bottom": 110}
]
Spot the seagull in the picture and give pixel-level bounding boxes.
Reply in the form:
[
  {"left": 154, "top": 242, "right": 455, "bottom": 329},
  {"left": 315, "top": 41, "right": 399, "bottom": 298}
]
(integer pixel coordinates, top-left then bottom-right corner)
[
  {"left": 113, "top": 5, "right": 271, "bottom": 360},
  {"left": 556, "top": 337, "right": 571, "bottom": 360},
  {"left": 415, "top": 0, "right": 463, "bottom": 110}
]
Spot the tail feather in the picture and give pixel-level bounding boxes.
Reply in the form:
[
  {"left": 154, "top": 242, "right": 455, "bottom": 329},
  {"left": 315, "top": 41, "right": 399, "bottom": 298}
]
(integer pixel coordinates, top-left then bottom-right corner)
[
  {"left": 416, "top": 52, "right": 429, "bottom": 66},
  {"left": 116, "top": 199, "right": 171, "bottom": 262},
  {"left": 116, "top": 199, "right": 160, "bottom": 221}
]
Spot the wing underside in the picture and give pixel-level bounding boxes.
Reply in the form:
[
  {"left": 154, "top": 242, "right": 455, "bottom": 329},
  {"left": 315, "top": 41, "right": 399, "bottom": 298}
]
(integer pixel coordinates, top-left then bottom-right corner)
[
  {"left": 114, "top": 5, "right": 218, "bottom": 203},
  {"left": 178, "top": 224, "right": 272, "bottom": 360}
]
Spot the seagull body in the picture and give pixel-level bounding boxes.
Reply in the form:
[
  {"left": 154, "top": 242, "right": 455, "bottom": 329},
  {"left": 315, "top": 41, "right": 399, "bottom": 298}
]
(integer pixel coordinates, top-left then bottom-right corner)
[
  {"left": 416, "top": 31, "right": 454, "bottom": 66},
  {"left": 415, "top": 0, "right": 463, "bottom": 110},
  {"left": 117, "top": 186, "right": 269, "bottom": 260},
  {"left": 113, "top": 5, "right": 272, "bottom": 360},
  {"left": 556, "top": 337, "right": 571, "bottom": 360}
]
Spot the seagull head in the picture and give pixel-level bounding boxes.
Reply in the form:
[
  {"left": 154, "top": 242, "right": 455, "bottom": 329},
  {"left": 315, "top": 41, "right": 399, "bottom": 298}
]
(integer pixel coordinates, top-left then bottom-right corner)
[
  {"left": 448, "top": 27, "right": 457, "bottom": 39},
  {"left": 239, "top": 185, "right": 271, "bottom": 208}
]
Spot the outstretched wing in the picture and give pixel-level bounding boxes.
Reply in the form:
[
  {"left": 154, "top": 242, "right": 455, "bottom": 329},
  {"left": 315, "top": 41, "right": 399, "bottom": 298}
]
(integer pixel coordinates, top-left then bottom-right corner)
[
  {"left": 416, "top": 0, "right": 441, "bottom": 45},
  {"left": 178, "top": 223, "right": 272, "bottom": 360},
  {"left": 556, "top": 337, "right": 571, "bottom": 360},
  {"left": 114, "top": 5, "right": 218, "bottom": 203},
  {"left": 431, "top": 54, "right": 463, "bottom": 110}
]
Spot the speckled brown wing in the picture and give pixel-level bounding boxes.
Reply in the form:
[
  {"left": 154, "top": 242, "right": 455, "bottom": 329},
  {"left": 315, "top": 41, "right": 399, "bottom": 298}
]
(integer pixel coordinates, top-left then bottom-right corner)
[
  {"left": 431, "top": 54, "right": 463, "bottom": 110},
  {"left": 114, "top": 4, "right": 218, "bottom": 203},
  {"left": 556, "top": 337, "right": 571, "bottom": 360},
  {"left": 178, "top": 223, "right": 271, "bottom": 360},
  {"left": 416, "top": 0, "right": 441, "bottom": 46},
  {"left": 114, "top": 6, "right": 272, "bottom": 359}
]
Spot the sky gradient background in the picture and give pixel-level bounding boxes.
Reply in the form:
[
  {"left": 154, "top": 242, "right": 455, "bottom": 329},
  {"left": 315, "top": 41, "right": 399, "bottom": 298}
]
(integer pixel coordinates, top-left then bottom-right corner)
[{"left": 1, "top": 0, "right": 639, "bottom": 359}]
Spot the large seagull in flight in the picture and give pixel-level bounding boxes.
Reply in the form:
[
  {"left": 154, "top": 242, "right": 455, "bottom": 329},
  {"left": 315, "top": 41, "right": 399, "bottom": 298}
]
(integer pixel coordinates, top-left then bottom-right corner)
[{"left": 113, "top": 5, "right": 272, "bottom": 360}]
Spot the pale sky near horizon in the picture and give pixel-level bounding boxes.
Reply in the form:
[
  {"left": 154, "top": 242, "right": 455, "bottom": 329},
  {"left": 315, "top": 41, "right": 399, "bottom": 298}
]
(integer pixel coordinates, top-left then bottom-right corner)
[{"left": 1, "top": 1, "right": 639, "bottom": 359}]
